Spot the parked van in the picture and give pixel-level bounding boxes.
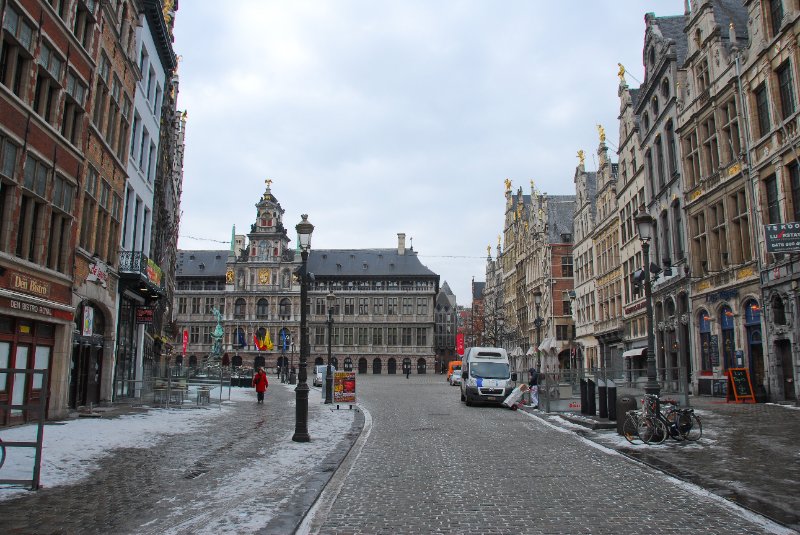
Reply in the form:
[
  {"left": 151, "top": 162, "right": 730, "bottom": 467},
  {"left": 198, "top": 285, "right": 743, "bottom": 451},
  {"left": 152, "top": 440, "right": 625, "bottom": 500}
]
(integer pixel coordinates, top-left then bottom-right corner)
[
  {"left": 313, "top": 364, "right": 336, "bottom": 387},
  {"left": 460, "top": 347, "right": 517, "bottom": 406},
  {"left": 446, "top": 360, "right": 462, "bottom": 381}
]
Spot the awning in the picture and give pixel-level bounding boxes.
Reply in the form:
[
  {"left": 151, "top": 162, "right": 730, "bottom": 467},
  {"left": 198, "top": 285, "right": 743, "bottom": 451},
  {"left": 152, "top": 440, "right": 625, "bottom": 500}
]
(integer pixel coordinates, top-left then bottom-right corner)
[
  {"left": 622, "top": 348, "right": 647, "bottom": 359},
  {"left": 539, "top": 337, "right": 557, "bottom": 352},
  {"left": 525, "top": 347, "right": 535, "bottom": 356},
  {"left": 511, "top": 346, "right": 524, "bottom": 357}
]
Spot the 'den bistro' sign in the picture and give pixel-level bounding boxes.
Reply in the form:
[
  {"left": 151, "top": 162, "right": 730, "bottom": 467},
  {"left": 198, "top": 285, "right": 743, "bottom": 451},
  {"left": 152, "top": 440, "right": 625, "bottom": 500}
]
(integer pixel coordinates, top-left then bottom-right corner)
[{"left": 765, "top": 223, "right": 800, "bottom": 253}]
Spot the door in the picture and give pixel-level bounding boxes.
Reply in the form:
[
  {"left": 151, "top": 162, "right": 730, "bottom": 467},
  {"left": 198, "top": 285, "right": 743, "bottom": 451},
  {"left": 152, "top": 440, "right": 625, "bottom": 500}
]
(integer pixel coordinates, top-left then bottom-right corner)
[
  {"left": 417, "top": 358, "right": 426, "bottom": 374},
  {"left": 358, "top": 358, "right": 367, "bottom": 374},
  {"left": 11, "top": 344, "right": 30, "bottom": 422},
  {"left": 387, "top": 358, "right": 396, "bottom": 374},
  {"left": 778, "top": 340, "right": 796, "bottom": 401},
  {"left": 0, "top": 342, "right": 9, "bottom": 424},
  {"left": 372, "top": 358, "right": 382, "bottom": 374}
]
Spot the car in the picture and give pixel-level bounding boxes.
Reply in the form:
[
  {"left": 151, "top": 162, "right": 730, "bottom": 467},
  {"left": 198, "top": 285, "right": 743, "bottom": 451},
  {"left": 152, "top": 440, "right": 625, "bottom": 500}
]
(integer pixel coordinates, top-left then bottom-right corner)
[{"left": 449, "top": 368, "right": 462, "bottom": 386}]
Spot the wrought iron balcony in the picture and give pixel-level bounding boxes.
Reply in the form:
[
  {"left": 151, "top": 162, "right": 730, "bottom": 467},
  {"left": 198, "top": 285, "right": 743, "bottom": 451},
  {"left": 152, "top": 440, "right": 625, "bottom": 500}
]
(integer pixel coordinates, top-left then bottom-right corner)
[{"left": 118, "top": 250, "right": 166, "bottom": 299}]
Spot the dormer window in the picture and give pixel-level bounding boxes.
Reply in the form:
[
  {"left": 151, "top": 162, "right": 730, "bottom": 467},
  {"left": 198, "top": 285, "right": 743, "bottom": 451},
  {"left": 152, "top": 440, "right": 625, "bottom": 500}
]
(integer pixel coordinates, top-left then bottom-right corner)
[{"left": 661, "top": 77, "right": 670, "bottom": 99}]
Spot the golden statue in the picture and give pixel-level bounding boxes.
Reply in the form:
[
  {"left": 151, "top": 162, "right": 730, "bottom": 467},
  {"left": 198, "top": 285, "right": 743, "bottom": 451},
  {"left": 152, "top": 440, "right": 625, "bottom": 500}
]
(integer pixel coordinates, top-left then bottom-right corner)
[
  {"left": 617, "top": 63, "right": 626, "bottom": 82},
  {"left": 226, "top": 268, "right": 234, "bottom": 284},
  {"left": 487, "top": 245, "right": 491, "bottom": 257},
  {"left": 504, "top": 178, "right": 512, "bottom": 192},
  {"left": 577, "top": 150, "right": 585, "bottom": 165},
  {"left": 597, "top": 124, "right": 606, "bottom": 143},
  {"left": 497, "top": 234, "right": 501, "bottom": 247}
]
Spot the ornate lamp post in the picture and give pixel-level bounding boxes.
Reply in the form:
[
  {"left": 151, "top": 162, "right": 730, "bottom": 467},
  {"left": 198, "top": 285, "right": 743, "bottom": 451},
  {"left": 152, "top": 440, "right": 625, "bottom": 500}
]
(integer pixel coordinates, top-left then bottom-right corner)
[
  {"left": 289, "top": 341, "right": 296, "bottom": 384},
  {"left": 533, "top": 290, "right": 543, "bottom": 365},
  {"left": 634, "top": 209, "right": 660, "bottom": 400},
  {"left": 292, "top": 214, "right": 314, "bottom": 442},
  {"left": 325, "top": 291, "right": 336, "bottom": 404}
]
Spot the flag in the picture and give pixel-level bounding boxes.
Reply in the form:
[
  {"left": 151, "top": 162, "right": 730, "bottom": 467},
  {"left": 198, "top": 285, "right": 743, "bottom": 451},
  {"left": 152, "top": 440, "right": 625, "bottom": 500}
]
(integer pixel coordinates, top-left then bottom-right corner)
[
  {"left": 281, "top": 330, "right": 288, "bottom": 351},
  {"left": 237, "top": 329, "right": 246, "bottom": 348},
  {"left": 456, "top": 333, "right": 465, "bottom": 356},
  {"left": 264, "top": 330, "right": 274, "bottom": 351}
]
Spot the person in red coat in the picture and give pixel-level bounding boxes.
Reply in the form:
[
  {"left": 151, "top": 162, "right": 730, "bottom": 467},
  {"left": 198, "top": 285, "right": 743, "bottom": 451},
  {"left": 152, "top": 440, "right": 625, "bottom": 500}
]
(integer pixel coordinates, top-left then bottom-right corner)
[{"left": 252, "top": 367, "right": 269, "bottom": 404}]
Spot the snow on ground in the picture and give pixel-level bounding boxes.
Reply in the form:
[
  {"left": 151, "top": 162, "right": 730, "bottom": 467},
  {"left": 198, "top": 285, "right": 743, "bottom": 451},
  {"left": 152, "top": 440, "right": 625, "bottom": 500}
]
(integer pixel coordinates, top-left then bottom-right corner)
[{"left": 0, "top": 387, "right": 249, "bottom": 500}]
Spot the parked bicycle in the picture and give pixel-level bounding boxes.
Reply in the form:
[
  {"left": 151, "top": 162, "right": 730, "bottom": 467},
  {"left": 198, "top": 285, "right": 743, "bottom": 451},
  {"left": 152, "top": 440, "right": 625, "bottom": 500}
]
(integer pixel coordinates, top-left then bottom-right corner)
[
  {"left": 0, "top": 437, "right": 5, "bottom": 469},
  {"left": 622, "top": 394, "right": 702, "bottom": 445}
]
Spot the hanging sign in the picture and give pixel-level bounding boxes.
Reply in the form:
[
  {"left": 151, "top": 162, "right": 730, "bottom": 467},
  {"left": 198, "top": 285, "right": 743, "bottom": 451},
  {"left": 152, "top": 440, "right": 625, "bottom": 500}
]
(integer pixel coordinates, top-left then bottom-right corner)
[
  {"left": 135, "top": 306, "right": 154, "bottom": 324},
  {"left": 456, "top": 333, "right": 465, "bottom": 356},
  {"left": 182, "top": 329, "right": 188, "bottom": 355},
  {"left": 82, "top": 305, "right": 94, "bottom": 336}
]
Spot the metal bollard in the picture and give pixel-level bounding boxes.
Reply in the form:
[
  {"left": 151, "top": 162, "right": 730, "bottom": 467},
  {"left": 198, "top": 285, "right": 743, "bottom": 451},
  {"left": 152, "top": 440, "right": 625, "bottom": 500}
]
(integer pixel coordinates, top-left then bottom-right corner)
[
  {"left": 607, "top": 380, "right": 617, "bottom": 421},
  {"left": 598, "top": 379, "right": 608, "bottom": 419},
  {"left": 580, "top": 378, "right": 588, "bottom": 415},
  {"left": 587, "top": 378, "right": 596, "bottom": 416}
]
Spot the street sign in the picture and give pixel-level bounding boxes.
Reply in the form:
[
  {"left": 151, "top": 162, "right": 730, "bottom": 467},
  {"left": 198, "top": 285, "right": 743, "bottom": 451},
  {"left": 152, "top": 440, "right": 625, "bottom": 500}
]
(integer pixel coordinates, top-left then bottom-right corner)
[{"left": 765, "top": 223, "right": 800, "bottom": 253}]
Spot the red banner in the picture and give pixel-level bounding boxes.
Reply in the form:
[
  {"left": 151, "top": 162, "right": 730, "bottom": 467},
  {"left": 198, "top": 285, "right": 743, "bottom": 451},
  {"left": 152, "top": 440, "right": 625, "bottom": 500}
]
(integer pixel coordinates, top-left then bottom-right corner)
[
  {"left": 456, "top": 333, "right": 465, "bottom": 356},
  {"left": 183, "top": 330, "right": 188, "bottom": 355}
]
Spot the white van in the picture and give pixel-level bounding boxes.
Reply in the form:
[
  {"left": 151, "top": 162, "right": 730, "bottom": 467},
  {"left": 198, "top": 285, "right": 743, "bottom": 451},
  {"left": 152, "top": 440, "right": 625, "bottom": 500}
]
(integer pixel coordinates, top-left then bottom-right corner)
[
  {"left": 460, "top": 347, "right": 517, "bottom": 406},
  {"left": 313, "top": 364, "right": 336, "bottom": 387}
]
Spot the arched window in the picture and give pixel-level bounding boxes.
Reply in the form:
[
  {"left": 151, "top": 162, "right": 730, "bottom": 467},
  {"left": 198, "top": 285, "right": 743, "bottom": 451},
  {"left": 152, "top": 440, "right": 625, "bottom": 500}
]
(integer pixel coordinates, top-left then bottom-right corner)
[
  {"left": 388, "top": 358, "right": 397, "bottom": 374},
  {"left": 372, "top": 358, "right": 382, "bottom": 374},
  {"left": 189, "top": 355, "right": 197, "bottom": 367},
  {"left": 279, "top": 298, "right": 291, "bottom": 319},
  {"left": 672, "top": 202, "right": 684, "bottom": 261},
  {"left": 661, "top": 77, "right": 670, "bottom": 98},
  {"left": 665, "top": 121, "right": 677, "bottom": 175},
  {"left": 234, "top": 298, "right": 246, "bottom": 319},
  {"left": 256, "top": 298, "right": 269, "bottom": 319},
  {"left": 655, "top": 135, "right": 665, "bottom": 189},
  {"left": 698, "top": 310, "right": 712, "bottom": 371},
  {"left": 358, "top": 357, "right": 368, "bottom": 374},
  {"left": 232, "top": 354, "right": 243, "bottom": 367},
  {"left": 652, "top": 95, "right": 659, "bottom": 115},
  {"left": 720, "top": 306, "right": 735, "bottom": 369},
  {"left": 772, "top": 294, "right": 786, "bottom": 325},
  {"left": 744, "top": 299, "right": 761, "bottom": 325}
]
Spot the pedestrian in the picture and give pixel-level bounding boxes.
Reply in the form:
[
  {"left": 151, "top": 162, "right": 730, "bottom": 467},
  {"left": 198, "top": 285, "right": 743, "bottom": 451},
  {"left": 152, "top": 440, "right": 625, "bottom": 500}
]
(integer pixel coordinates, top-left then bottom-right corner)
[
  {"left": 405, "top": 366, "right": 410, "bottom": 379},
  {"left": 253, "top": 367, "right": 269, "bottom": 404},
  {"left": 528, "top": 367, "right": 539, "bottom": 408}
]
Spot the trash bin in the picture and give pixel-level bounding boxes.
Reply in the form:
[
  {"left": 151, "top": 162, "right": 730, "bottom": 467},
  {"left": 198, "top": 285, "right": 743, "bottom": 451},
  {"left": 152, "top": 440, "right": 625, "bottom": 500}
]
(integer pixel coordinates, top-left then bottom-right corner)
[
  {"left": 616, "top": 395, "right": 638, "bottom": 435},
  {"left": 598, "top": 379, "right": 608, "bottom": 419}
]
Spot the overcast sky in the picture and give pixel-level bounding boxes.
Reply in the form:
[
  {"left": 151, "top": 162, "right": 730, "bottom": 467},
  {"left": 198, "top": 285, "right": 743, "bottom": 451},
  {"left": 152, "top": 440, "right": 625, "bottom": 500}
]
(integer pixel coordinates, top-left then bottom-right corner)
[{"left": 173, "top": 1, "right": 685, "bottom": 304}]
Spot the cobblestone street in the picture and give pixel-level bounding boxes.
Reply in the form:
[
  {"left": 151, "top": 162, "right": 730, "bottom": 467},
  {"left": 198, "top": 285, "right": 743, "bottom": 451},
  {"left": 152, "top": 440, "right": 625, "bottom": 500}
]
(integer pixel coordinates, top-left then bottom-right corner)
[{"left": 311, "top": 375, "right": 792, "bottom": 535}]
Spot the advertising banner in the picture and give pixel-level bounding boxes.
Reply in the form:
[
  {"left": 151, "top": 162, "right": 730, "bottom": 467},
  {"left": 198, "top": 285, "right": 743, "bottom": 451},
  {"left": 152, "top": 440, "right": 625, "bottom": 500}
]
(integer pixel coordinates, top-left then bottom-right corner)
[
  {"left": 183, "top": 330, "right": 188, "bottom": 355},
  {"left": 333, "top": 371, "right": 356, "bottom": 403},
  {"left": 456, "top": 333, "right": 465, "bottom": 356},
  {"left": 765, "top": 223, "right": 800, "bottom": 253},
  {"left": 82, "top": 305, "right": 94, "bottom": 336},
  {"left": 135, "top": 306, "right": 154, "bottom": 324}
]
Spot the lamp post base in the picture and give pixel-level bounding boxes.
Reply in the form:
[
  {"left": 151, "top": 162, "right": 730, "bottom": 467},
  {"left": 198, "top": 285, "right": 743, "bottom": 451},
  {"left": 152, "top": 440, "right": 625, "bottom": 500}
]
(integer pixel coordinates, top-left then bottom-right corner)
[{"left": 292, "top": 383, "right": 311, "bottom": 442}]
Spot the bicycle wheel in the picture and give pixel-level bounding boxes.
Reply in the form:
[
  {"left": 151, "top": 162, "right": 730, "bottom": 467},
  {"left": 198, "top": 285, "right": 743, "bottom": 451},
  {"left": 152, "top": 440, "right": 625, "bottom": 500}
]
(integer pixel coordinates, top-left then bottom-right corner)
[
  {"left": 641, "top": 417, "right": 667, "bottom": 445},
  {"left": 664, "top": 409, "right": 685, "bottom": 441},
  {"left": 622, "top": 413, "right": 642, "bottom": 445},
  {"left": 0, "top": 438, "right": 5, "bottom": 469},
  {"left": 682, "top": 412, "right": 702, "bottom": 441}
]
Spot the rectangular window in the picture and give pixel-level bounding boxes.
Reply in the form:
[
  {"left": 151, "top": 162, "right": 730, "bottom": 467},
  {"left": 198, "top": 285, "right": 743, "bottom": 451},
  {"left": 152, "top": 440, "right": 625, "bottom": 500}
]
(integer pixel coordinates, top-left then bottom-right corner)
[
  {"left": 358, "top": 327, "right": 369, "bottom": 346},
  {"left": 690, "top": 212, "right": 708, "bottom": 276},
  {"left": 755, "top": 83, "right": 770, "bottom": 138},
  {"left": 315, "top": 298, "right": 325, "bottom": 316},
  {"left": 402, "top": 297, "right": 413, "bottom": 315},
  {"left": 401, "top": 327, "right": 412, "bottom": 346},
  {"left": 561, "top": 256, "right": 574, "bottom": 277},
  {"left": 373, "top": 297, "right": 383, "bottom": 315},
  {"left": 720, "top": 99, "right": 741, "bottom": 165},
  {"left": 728, "top": 189, "right": 753, "bottom": 264},
  {"left": 343, "top": 327, "right": 354, "bottom": 346},
  {"left": 190, "top": 326, "right": 199, "bottom": 344},
  {"left": 205, "top": 297, "right": 215, "bottom": 314},
  {"left": 709, "top": 201, "right": 728, "bottom": 270},
  {"left": 765, "top": 174, "right": 781, "bottom": 224},
  {"left": 315, "top": 327, "right": 325, "bottom": 346},
  {"left": 372, "top": 327, "right": 383, "bottom": 346},
  {"left": 344, "top": 297, "right": 354, "bottom": 315},
  {"left": 769, "top": 0, "right": 784, "bottom": 37},
  {"left": 416, "top": 328, "right": 427, "bottom": 346},
  {"left": 556, "top": 325, "right": 569, "bottom": 341},
  {"left": 777, "top": 61, "right": 795, "bottom": 120},
  {"left": 790, "top": 162, "right": 800, "bottom": 222},
  {"left": 701, "top": 116, "right": 719, "bottom": 177},
  {"left": 1, "top": 8, "right": 34, "bottom": 98},
  {"left": 683, "top": 129, "right": 701, "bottom": 189},
  {"left": 562, "top": 292, "right": 572, "bottom": 316},
  {"left": 387, "top": 297, "right": 397, "bottom": 315},
  {"left": 178, "top": 297, "right": 187, "bottom": 314},
  {"left": 191, "top": 297, "right": 201, "bottom": 314},
  {"left": 416, "top": 297, "right": 427, "bottom": 316},
  {"left": 387, "top": 327, "right": 398, "bottom": 346},
  {"left": 358, "top": 298, "right": 368, "bottom": 315},
  {"left": 202, "top": 326, "right": 212, "bottom": 345}
]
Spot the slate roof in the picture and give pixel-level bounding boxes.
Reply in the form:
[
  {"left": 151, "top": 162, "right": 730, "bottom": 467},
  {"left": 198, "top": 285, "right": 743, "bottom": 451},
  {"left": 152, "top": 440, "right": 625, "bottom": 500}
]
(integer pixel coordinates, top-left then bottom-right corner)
[
  {"left": 712, "top": 0, "right": 748, "bottom": 45},
  {"left": 655, "top": 15, "right": 689, "bottom": 66},
  {"left": 472, "top": 281, "right": 485, "bottom": 300},
  {"left": 436, "top": 286, "right": 456, "bottom": 308},
  {"left": 176, "top": 250, "right": 228, "bottom": 277},
  {"left": 441, "top": 281, "right": 454, "bottom": 296},
  {"left": 307, "top": 249, "right": 438, "bottom": 278},
  {"left": 629, "top": 87, "right": 642, "bottom": 108},
  {"left": 546, "top": 196, "right": 576, "bottom": 243}
]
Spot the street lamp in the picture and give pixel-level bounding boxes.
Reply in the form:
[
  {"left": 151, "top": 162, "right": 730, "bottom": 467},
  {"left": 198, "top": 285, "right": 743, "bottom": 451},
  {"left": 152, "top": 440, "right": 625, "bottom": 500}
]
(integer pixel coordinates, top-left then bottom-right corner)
[
  {"left": 533, "top": 290, "right": 543, "bottom": 364},
  {"left": 325, "top": 290, "right": 336, "bottom": 404},
  {"left": 292, "top": 214, "right": 314, "bottom": 442},
  {"left": 634, "top": 208, "right": 660, "bottom": 401},
  {"left": 289, "top": 341, "right": 296, "bottom": 384}
]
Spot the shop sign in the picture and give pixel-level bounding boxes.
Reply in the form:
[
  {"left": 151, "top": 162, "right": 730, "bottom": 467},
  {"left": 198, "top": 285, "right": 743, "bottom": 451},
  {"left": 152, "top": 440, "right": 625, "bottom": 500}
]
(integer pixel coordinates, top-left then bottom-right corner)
[
  {"left": 82, "top": 305, "right": 94, "bottom": 336},
  {"left": 625, "top": 301, "right": 646, "bottom": 314},
  {"left": 765, "top": 223, "right": 800, "bottom": 253},
  {"left": 145, "top": 259, "right": 163, "bottom": 287},
  {"left": 709, "top": 335, "right": 720, "bottom": 367},
  {"left": 87, "top": 261, "right": 109, "bottom": 288},
  {"left": 136, "top": 306, "right": 154, "bottom": 324},
  {"left": 10, "top": 298, "right": 52, "bottom": 316},
  {"left": 10, "top": 271, "right": 51, "bottom": 298}
]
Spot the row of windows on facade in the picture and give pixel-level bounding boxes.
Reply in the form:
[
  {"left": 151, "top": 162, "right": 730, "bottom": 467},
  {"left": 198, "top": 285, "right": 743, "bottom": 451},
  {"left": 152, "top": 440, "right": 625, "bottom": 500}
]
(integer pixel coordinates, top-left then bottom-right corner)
[
  {"left": 181, "top": 325, "right": 431, "bottom": 347},
  {"left": 177, "top": 295, "right": 433, "bottom": 317}
]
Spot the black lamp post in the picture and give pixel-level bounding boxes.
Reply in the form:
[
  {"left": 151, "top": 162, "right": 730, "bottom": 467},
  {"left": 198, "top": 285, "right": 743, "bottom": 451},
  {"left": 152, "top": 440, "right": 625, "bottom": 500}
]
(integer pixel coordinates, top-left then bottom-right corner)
[
  {"left": 292, "top": 214, "right": 313, "bottom": 443},
  {"left": 635, "top": 209, "right": 660, "bottom": 400},
  {"left": 533, "top": 290, "right": 543, "bottom": 365},
  {"left": 289, "top": 341, "right": 296, "bottom": 384},
  {"left": 280, "top": 327, "right": 287, "bottom": 383},
  {"left": 325, "top": 290, "right": 336, "bottom": 404}
]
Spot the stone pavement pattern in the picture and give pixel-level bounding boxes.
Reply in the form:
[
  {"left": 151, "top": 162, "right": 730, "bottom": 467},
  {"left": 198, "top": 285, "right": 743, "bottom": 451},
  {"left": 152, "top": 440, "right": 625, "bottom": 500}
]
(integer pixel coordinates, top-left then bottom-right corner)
[
  {"left": 316, "top": 375, "right": 787, "bottom": 535},
  {"left": 0, "top": 381, "right": 359, "bottom": 534},
  {"left": 573, "top": 396, "right": 800, "bottom": 531}
]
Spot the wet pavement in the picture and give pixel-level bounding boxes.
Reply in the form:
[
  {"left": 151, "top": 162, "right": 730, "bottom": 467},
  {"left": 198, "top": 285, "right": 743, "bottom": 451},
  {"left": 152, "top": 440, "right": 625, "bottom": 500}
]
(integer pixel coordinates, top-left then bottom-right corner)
[{"left": 530, "top": 396, "right": 800, "bottom": 532}]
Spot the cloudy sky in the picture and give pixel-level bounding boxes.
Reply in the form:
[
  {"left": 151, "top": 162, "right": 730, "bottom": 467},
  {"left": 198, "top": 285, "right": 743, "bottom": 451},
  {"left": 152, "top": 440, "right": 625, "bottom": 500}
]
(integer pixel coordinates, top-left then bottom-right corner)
[{"left": 173, "top": 0, "right": 685, "bottom": 303}]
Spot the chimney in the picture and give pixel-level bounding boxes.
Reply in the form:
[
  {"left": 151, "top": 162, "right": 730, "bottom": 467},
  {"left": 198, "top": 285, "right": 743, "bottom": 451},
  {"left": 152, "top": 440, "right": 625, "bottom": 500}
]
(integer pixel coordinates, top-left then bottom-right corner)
[{"left": 397, "top": 233, "right": 406, "bottom": 255}]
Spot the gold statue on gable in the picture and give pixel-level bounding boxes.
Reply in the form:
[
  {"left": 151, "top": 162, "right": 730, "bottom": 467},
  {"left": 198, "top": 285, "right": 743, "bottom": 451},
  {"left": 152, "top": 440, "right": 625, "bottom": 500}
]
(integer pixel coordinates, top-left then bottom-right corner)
[
  {"left": 617, "top": 63, "right": 626, "bottom": 82},
  {"left": 597, "top": 124, "right": 606, "bottom": 143},
  {"left": 504, "top": 178, "right": 512, "bottom": 192},
  {"left": 577, "top": 150, "right": 585, "bottom": 165},
  {"left": 487, "top": 245, "right": 491, "bottom": 257}
]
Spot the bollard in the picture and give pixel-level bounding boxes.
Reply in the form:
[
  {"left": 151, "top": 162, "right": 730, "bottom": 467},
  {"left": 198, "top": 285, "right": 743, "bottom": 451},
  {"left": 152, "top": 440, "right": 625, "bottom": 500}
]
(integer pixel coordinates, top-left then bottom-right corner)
[
  {"left": 607, "top": 380, "right": 617, "bottom": 421},
  {"left": 616, "top": 395, "right": 638, "bottom": 435},
  {"left": 289, "top": 368, "right": 297, "bottom": 384},
  {"left": 587, "top": 378, "right": 596, "bottom": 416},
  {"left": 580, "top": 378, "right": 588, "bottom": 415},
  {"left": 598, "top": 379, "right": 608, "bottom": 419}
]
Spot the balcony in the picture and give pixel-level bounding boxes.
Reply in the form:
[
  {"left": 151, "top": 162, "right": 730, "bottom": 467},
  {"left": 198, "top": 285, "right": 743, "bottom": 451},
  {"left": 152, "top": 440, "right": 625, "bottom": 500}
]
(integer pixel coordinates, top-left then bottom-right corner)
[{"left": 119, "top": 250, "right": 166, "bottom": 300}]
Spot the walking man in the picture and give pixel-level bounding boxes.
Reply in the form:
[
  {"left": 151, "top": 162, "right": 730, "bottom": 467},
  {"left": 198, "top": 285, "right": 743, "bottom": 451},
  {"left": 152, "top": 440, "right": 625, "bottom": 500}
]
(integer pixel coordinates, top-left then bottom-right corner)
[{"left": 528, "top": 367, "right": 539, "bottom": 408}]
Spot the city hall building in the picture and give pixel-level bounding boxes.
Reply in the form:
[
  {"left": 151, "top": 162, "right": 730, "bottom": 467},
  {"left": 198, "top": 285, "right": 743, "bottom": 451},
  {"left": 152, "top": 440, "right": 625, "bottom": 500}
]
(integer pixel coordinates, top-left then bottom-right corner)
[{"left": 175, "top": 182, "right": 440, "bottom": 374}]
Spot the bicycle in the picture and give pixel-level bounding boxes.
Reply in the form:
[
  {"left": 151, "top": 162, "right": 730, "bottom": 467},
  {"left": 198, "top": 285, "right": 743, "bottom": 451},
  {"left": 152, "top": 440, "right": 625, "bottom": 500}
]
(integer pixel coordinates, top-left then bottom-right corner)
[
  {"left": 0, "top": 437, "right": 5, "bottom": 469},
  {"left": 622, "top": 408, "right": 662, "bottom": 445},
  {"left": 664, "top": 404, "right": 702, "bottom": 441}
]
